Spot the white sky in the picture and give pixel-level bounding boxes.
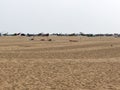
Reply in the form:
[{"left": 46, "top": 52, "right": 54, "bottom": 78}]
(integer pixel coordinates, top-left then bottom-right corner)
[{"left": 0, "top": 0, "right": 120, "bottom": 34}]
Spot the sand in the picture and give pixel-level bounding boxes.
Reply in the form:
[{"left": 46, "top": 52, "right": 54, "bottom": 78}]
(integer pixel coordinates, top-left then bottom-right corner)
[{"left": 0, "top": 36, "right": 120, "bottom": 90}]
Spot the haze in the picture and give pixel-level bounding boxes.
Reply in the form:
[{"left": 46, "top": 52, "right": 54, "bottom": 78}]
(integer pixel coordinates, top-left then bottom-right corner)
[{"left": 0, "top": 0, "right": 120, "bottom": 34}]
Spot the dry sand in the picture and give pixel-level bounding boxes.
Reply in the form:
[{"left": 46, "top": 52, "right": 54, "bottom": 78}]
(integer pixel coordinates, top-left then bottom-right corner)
[{"left": 0, "top": 36, "right": 120, "bottom": 90}]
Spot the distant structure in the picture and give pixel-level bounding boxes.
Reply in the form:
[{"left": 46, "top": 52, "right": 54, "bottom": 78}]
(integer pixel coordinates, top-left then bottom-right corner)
[
  {"left": 37, "top": 33, "right": 49, "bottom": 36},
  {"left": 114, "top": 33, "right": 120, "bottom": 38}
]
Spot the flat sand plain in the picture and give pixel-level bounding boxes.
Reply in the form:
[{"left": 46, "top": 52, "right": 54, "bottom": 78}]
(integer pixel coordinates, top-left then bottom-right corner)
[{"left": 0, "top": 36, "right": 120, "bottom": 90}]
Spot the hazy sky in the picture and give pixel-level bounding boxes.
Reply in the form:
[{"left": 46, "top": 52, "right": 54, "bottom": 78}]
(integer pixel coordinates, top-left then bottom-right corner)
[{"left": 0, "top": 0, "right": 120, "bottom": 34}]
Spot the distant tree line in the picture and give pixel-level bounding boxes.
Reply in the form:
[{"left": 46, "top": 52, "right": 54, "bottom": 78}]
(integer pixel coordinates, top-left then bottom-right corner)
[{"left": 0, "top": 32, "right": 120, "bottom": 37}]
